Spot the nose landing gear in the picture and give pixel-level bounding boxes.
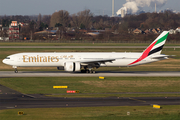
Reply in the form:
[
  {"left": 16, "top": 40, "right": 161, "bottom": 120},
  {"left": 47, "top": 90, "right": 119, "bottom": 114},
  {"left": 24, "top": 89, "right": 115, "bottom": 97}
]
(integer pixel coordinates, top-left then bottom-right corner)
[
  {"left": 13, "top": 66, "right": 18, "bottom": 73},
  {"left": 15, "top": 68, "right": 18, "bottom": 73}
]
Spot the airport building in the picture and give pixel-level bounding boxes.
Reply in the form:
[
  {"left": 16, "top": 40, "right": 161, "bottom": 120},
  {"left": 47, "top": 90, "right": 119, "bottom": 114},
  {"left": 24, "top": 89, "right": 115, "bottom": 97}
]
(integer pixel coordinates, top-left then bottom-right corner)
[
  {"left": 9, "top": 21, "right": 19, "bottom": 40},
  {"left": 0, "top": 25, "right": 9, "bottom": 41}
]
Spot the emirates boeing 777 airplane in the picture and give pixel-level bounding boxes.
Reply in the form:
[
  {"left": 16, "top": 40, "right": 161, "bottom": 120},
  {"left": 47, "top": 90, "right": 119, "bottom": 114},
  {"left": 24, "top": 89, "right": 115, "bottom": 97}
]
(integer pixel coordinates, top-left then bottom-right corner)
[{"left": 3, "top": 31, "right": 170, "bottom": 73}]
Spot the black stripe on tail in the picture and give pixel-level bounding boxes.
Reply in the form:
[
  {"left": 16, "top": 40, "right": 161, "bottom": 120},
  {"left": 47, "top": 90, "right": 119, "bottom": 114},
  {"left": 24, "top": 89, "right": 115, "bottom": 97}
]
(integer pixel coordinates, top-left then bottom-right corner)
[{"left": 148, "top": 45, "right": 164, "bottom": 56}]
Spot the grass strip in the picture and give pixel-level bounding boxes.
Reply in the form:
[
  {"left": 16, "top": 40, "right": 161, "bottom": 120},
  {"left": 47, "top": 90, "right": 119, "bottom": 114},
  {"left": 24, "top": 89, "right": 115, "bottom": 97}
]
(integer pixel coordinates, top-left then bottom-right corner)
[
  {"left": 47, "top": 93, "right": 180, "bottom": 98},
  {"left": 0, "top": 77, "right": 180, "bottom": 97},
  {"left": 0, "top": 105, "right": 180, "bottom": 120}
]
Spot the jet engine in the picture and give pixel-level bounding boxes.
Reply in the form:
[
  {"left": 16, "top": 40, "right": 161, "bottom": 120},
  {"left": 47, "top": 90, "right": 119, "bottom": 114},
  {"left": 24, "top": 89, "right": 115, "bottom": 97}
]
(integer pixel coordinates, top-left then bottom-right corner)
[{"left": 64, "top": 62, "right": 81, "bottom": 72}]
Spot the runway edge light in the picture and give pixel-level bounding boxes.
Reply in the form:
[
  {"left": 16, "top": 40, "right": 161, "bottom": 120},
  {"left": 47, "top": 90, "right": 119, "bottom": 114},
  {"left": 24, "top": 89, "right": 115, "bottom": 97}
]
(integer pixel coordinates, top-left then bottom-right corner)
[{"left": 53, "top": 86, "right": 68, "bottom": 88}]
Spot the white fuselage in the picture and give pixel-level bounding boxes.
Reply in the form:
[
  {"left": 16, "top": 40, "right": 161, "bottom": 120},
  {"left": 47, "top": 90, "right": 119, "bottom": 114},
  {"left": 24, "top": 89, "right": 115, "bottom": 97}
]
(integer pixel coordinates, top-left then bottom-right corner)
[{"left": 2, "top": 52, "right": 160, "bottom": 67}]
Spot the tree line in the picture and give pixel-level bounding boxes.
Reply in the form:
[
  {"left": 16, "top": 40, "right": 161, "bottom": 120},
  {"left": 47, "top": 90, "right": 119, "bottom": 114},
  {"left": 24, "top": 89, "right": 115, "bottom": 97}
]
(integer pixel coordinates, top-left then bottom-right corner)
[{"left": 0, "top": 10, "right": 180, "bottom": 41}]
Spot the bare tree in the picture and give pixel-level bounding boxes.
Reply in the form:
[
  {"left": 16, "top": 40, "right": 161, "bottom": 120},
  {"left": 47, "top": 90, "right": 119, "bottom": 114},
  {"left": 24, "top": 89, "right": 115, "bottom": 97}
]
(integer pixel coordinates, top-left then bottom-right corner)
[
  {"left": 21, "top": 26, "right": 31, "bottom": 40},
  {"left": 71, "top": 9, "right": 93, "bottom": 29},
  {"left": 94, "top": 18, "right": 105, "bottom": 30},
  {"left": 42, "top": 15, "right": 51, "bottom": 27},
  {"left": 2, "top": 28, "right": 8, "bottom": 37},
  {"left": 50, "top": 10, "right": 69, "bottom": 27},
  {"left": 50, "top": 10, "right": 69, "bottom": 39},
  {"left": 50, "top": 12, "right": 58, "bottom": 27}
]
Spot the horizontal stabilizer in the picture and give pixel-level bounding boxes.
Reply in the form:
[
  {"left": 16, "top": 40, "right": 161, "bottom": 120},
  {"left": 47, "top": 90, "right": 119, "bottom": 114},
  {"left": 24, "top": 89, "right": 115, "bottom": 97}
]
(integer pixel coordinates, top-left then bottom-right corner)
[{"left": 151, "top": 55, "right": 175, "bottom": 59}]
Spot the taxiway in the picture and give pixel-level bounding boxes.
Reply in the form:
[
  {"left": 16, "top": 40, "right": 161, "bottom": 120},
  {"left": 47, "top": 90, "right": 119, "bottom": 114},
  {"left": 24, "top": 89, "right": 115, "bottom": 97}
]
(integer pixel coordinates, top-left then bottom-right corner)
[
  {"left": 0, "top": 84, "right": 180, "bottom": 110},
  {"left": 0, "top": 71, "right": 180, "bottom": 77}
]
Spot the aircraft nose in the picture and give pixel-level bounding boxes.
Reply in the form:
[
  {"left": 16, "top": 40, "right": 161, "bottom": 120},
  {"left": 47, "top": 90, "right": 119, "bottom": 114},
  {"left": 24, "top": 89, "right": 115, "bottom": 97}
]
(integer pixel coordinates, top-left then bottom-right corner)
[
  {"left": 2, "top": 59, "right": 8, "bottom": 64},
  {"left": 2, "top": 59, "right": 6, "bottom": 64}
]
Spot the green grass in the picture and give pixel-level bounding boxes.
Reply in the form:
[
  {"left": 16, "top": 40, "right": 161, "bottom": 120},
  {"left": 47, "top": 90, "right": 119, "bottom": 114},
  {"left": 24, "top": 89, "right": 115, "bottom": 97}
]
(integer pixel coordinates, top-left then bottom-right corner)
[
  {"left": 0, "top": 105, "right": 180, "bottom": 120},
  {"left": 47, "top": 94, "right": 180, "bottom": 98},
  {"left": 0, "top": 77, "right": 180, "bottom": 97}
]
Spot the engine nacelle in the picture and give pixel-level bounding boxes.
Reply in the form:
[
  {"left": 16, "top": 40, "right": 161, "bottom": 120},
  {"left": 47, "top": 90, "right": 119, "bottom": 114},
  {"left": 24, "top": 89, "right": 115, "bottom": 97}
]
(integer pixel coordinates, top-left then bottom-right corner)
[{"left": 64, "top": 62, "right": 81, "bottom": 72}]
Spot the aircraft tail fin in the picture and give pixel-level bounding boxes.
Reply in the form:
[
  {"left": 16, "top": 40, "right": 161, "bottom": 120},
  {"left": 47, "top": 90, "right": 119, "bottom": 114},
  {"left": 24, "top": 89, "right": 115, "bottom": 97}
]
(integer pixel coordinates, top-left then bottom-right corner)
[
  {"left": 146, "top": 31, "right": 169, "bottom": 56},
  {"left": 129, "top": 31, "right": 169, "bottom": 65}
]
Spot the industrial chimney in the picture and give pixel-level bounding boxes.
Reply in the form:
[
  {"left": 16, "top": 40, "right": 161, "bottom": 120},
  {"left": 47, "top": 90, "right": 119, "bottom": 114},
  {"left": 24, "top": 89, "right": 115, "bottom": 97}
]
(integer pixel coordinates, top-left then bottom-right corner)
[{"left": 112, "top": 0, "right": 114, "bottom": 17}]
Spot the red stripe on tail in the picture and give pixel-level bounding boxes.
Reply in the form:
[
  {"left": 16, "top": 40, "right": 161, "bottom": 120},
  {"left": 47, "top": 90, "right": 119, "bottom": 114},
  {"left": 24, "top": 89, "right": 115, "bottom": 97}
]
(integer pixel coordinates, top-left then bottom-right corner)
[{"left": 128, "top": 40, "right": 158, "bottom": 65}]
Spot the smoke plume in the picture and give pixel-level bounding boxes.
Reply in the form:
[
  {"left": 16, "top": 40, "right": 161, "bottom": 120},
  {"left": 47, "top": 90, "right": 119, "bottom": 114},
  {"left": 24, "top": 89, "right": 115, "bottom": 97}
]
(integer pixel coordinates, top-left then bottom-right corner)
[{"left": 116, "top": 0, "right": 167, "bottom": 15}]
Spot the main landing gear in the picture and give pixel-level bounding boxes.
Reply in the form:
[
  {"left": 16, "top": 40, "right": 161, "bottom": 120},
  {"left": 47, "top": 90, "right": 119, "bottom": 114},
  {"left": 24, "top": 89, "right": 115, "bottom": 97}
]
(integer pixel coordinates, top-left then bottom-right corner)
[
  {"left": 81, "top": 67, "right": 96, "bottom": 74},
  {"left": 81, "top": 69, "right": 95, "bottom": 73},
  {"left": 86, "top": 69, "right": 96, "bottom": 73}
]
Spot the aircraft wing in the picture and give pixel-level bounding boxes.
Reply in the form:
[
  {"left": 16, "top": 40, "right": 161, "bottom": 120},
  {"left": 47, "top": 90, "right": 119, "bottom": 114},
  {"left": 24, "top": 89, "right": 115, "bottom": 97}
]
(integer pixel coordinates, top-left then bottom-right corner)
[{"left": 79, "top": 58, "right": 116, "bottom": 65}]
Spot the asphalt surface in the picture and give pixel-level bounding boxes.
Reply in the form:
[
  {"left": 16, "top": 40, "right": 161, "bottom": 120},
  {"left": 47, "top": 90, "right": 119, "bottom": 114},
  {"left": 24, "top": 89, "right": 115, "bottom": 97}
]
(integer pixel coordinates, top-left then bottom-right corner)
[
  {"left": 0, "top": 46, "right": 180, "bottom": 48},
  {"left": 1, "top": 70, "right": 180, "bottom": 110},
  {"left": 0, "top": 71, "right": 180, "bottom": 77},
  {"left": 0, "top": 84, "right": 180, "bottom": 110}
]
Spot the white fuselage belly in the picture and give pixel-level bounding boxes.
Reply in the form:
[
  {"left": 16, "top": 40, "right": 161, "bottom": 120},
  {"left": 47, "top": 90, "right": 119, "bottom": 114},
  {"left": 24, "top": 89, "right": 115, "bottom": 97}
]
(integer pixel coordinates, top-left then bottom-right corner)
[{"left": 5, "top": 52, "right": 160, "bottom": 67}]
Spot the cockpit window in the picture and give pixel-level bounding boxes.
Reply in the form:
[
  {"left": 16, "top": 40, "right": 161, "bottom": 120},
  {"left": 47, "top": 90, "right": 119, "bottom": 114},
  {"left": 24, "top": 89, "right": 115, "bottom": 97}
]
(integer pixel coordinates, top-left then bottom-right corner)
[{"left": 6, "top": 57, "right": 10, "bottom": 59}]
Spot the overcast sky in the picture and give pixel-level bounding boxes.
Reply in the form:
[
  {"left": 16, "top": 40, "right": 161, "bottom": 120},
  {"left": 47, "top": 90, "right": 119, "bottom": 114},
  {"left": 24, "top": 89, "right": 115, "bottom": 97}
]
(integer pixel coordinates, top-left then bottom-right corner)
[{"left": 0, "top": 0, "right": 180, "bottom": 16}]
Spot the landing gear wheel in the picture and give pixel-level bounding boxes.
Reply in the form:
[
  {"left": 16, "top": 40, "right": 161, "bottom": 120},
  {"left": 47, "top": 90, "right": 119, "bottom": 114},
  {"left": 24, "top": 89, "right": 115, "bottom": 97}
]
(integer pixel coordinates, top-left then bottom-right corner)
[
  {"left": 14, "top": 68, "right": 18, "bottom": 73},
  {"left": 93, "top": 70, "right": 96, "bottom": 74},
  {"left": 81, "top": 70, "right": 86, "bottom": 73}
]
